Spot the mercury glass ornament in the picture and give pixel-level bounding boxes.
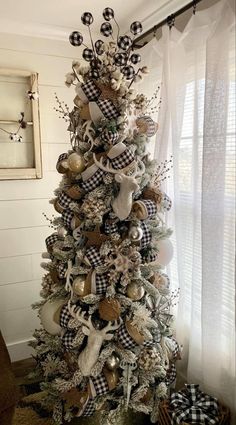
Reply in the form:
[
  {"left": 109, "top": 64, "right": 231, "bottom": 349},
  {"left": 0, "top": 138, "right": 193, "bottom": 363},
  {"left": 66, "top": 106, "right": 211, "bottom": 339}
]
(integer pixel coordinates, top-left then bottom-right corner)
[
  {"left": 72, "top": 275, "right": 90, "bottom": 297},
  {"left": 105, "top": 353, "right": 120, "bottom": 371},
  {"left": 126, "top": 282, "right": 145, "bottom": 300},
  {"left": 128, "top": 225, "right": 143, "bottom": 242},
  {"left": 67, "top": 152, "right": 85, "bottom": 173}
]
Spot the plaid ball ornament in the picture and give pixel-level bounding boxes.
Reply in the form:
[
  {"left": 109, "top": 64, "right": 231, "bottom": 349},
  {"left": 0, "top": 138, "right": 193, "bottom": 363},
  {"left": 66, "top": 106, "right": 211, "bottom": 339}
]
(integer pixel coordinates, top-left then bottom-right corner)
[
  {"left": 83, "top": 48, "right": 94, "bottom": 62},
  {"left": 69, "top": 31, "right": 83, "bottom": 46},
  {"left": 114, "top": 52, "right": 128, "bottom": 66},
  {"left": 130, "top": 21, "right": 143, "bottom": 35},
  {"left": 118, "top": 35, "right": 132, "bottom": 50},
  {"left": 95, "top": 39, "right": 105, "bottom": 55},
  {"left": 100, "top": 22, "right": 112, "bottom": 37},
  {"left": 103, "top": 7, "right": 114, "bottom": 21},
  {"left": 130, "top": 53, "right": 141, "bottom": 64},
  {"left": 122, "top": 65, "right": 135, "bottom": 80},
  {"left": 81, "top": 12, "right": 93, "bottom": 26}
]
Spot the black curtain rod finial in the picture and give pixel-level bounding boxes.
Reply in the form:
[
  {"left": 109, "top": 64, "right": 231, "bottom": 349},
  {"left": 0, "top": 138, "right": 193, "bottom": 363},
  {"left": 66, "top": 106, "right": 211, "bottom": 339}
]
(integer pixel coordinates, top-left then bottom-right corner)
[{"left": 167, "top": 14, "right": 175, "bottom": 29}]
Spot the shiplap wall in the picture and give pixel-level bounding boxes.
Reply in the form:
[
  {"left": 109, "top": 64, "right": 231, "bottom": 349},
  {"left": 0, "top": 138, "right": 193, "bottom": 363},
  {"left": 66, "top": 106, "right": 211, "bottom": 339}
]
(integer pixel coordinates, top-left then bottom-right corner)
[{"left": 0, "top": 33, "right": 77, "bottom": 361}]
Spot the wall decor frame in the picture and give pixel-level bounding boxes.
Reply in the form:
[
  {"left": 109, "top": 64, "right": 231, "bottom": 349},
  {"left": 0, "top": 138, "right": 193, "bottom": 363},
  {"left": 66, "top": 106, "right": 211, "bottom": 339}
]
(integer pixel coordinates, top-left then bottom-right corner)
[{"left": 0, "top": 68, "right": 42, "bottom": 180}]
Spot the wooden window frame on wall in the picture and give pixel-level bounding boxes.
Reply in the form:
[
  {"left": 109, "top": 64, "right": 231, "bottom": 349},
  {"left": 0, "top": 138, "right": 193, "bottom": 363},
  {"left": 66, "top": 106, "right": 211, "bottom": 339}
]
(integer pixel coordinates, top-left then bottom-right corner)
[{"left": 0, "top": 68, "right": 42, "bottom": 180}]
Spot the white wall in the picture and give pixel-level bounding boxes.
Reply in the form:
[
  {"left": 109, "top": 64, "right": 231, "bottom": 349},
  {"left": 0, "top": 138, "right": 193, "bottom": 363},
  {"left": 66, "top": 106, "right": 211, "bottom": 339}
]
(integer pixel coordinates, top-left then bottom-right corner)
[{"left": 0, "top": 33, "right": 77, "bottom": 361}]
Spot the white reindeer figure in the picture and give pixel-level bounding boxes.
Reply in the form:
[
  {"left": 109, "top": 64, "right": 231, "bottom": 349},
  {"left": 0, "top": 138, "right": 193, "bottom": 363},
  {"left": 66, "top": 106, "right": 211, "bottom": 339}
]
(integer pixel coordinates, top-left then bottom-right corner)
[
  {"left": 93, "top": 154, "right": 145, "bottom": 220},
  {"left": 68, "top": 303, "right": 121, "bottom": 376}
]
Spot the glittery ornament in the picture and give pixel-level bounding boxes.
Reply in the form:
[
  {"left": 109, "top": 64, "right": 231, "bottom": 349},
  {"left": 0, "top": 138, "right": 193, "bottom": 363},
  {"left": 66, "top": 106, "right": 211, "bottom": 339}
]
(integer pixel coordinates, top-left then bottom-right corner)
[
  {"left": 98, "top": 298, "right": 121, "bottom": 321},
  {"left": 138, "top": 347, "right": 161, "bottom": 371},
  {"left": 67, "top": 152, "right": 85, "bottom": 173},
  {"left": 126, "top": 281, "right": 145, "bottom": 300},
  {"left": 72, "top": 275, "right": 91, "bottom": 297},
  {"left": 81, "top": 12, "right": 94, "bottom": 26}
]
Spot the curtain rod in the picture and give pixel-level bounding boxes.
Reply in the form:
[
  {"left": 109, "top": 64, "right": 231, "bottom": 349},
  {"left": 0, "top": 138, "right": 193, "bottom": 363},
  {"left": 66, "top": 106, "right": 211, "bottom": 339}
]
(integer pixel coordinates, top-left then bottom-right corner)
[{"left": 133, "top": 0, "right": 202, "bottom": 48}]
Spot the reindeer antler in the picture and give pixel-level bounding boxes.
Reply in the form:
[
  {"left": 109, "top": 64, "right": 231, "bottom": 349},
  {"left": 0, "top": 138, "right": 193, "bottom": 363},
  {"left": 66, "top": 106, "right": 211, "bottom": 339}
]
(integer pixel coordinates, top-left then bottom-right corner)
[
  {"left": 68, "top": 302, "right": 93, "bottom": 330},
  {"left": 93, "top": 153, "right": 119, "bottom": 175},
  {"left": 101, "top": 319, "right": 122, "bottom": 336}
]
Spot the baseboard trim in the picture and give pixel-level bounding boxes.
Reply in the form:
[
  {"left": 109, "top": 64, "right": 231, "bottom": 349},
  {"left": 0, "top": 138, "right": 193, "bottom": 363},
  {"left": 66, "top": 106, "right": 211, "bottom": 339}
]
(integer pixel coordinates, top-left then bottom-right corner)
[{"left": 7, "top": 338, "right": 34, "bottom": 362}]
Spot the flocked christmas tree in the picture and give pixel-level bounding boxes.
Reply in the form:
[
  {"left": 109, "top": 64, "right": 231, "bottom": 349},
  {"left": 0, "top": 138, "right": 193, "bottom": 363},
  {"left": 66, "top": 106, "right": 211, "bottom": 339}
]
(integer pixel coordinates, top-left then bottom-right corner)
[{"left": 31, "top": 8, "right": 181, "bottom": 425}]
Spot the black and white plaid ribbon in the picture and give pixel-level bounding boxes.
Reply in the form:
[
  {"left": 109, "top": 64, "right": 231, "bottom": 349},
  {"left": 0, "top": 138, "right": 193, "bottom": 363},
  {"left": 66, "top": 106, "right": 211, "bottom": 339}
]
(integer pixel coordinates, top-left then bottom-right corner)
[
  {"left": 104, "top": 220, "right": 118, "bottom": 235},
  {"left": 94, "top": 272, "right": 108, "bottom": 295},
  {"left": 62, "top": 329, "right": 76, "bottom": 349},
  {"left": 91, "top": 373, "right": 109, "bottom": 396},
  {"left": 45, "top": 233, "right": 59, "bottom": 250},
  {"left": 141, "top": 251, "right": 158, "bottom": 263},
  {"left": 84, "top": 246, "right": 103, "bottom": 267},
  {"left": 58, "top": 262, "right": 67, "bottom": 279},
  {"left": 96, "top": 99, "right": 119, "bottom": 120},
  {"left": 170, "top": 384, "right": 219, "bottom": 425},
  {"left": 60, "top": 303, "right": 71, "bottom": 328},
  {"left": 62, "top": 210, "right": 74, "bottom": 230},
  {"left": 118, "top": 323, "right": 137, "bottom": 349},
  {"left": 81, "top": 80, "right": 101, "bottom": 101},
  {"left": 56, "top": 153, "right": 68, "bottom": 171},
  {"left": 110, "top": 148, "right": 134, "bottom": 170},
  {"left": 57, "top": 192, "right": 72, "bottom": 210},
  {"left": 100, "top": 129, "right": 119, "bottom": 144},
  {"left": 165, "top": 362, "right": 177, "bottom": 386},
  {"left": 142, "top": 199, "right": 157, "bottom": 218},
  {"left": 140, "top": 222, "right": 152, "bottom": 248},
  {"left": 82, "top": 399, "right": 96, "bottom": 417},
  {"left": 82, "top": 168, "right": 104, "bottom": 192}
]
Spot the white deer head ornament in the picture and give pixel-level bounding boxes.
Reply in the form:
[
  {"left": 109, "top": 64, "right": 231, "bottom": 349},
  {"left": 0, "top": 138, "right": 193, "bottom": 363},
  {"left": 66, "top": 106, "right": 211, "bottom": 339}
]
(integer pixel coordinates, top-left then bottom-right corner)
[
  {"left": 93, "top": 154, "right": 145, "bottom": 220},
  {"left": 68, "top": 303, "right": 121, "bottom": 376}
]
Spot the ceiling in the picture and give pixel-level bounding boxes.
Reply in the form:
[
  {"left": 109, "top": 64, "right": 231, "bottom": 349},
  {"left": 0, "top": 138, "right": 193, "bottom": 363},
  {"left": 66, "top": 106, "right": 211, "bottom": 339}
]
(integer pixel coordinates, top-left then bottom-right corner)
[{"left": 0, "top": 0, "right": 189, "bottom": 41}]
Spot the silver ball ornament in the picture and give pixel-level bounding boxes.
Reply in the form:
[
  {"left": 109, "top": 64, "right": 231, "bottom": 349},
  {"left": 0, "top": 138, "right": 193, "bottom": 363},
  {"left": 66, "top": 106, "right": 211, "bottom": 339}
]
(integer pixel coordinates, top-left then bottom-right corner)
[
  {"left": 72, "top": 275, "right": 90, "bottom": 297},
  {"left": 105, "top": 353, "right": 120, "bottom": 371},
  {"left": 128, "top": 225, "right": 143, "bottom": 241}
]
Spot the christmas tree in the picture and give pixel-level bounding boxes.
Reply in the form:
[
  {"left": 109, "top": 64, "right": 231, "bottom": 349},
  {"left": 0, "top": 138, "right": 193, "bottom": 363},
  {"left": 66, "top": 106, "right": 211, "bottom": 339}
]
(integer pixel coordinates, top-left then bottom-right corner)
[{"left": 31, "top": 8, "right": 181, "bottom": 424}]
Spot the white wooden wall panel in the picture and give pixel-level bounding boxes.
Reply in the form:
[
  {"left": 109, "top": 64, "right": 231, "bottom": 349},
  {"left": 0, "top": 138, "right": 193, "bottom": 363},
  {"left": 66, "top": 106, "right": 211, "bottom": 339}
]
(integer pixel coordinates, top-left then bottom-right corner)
[{"left": 0, "top": 32, "right": 74, "bottom": 360}]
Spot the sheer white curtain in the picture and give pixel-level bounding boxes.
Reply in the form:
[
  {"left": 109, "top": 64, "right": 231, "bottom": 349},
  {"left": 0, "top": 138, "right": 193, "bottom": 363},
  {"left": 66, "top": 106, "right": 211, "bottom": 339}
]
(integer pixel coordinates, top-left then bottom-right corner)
[{"left": 141, "top": 0, "right": 236, "bottom": 418}]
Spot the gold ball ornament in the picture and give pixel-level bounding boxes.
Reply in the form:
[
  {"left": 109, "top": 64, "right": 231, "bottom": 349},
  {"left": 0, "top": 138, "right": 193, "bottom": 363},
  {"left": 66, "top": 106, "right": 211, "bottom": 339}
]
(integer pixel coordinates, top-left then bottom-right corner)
[
  {"left": 72, "top": 274, "right": 91, "bottom": 297},
  {"left": 103, "top": 366, "right": 120, "bottom": 390},
  {"left": 126, "top": 282, "right": 145, "bottom": 300},
  {"left": 105, "top": 353, "right": 120, "bottom": 371},
  {"left": 98, "top": 297, "right": 121, "bottom": 321},
  {"left": 67, "top": 152, "right": 85, "bottom": 173}
]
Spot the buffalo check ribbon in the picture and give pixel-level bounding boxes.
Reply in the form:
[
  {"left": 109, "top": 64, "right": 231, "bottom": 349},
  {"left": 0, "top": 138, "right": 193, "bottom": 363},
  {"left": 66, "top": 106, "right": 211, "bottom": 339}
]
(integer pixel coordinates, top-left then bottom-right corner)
[{"left": 170, "top": 384, "right": 219, "bottom": 425}]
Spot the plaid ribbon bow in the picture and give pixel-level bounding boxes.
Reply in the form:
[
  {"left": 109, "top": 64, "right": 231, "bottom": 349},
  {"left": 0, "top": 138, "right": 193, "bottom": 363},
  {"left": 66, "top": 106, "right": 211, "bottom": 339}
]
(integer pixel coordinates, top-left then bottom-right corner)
[{"left": 170, "top": 384, "right": 219, "bottom": 425}]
